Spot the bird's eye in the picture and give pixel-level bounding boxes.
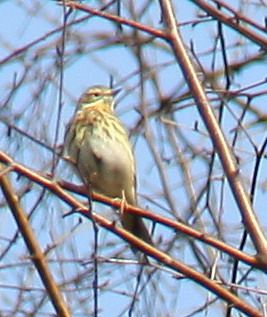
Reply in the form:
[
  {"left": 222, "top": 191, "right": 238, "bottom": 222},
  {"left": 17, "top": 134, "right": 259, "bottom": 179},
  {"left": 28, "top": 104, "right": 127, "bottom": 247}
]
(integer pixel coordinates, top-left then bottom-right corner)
[{"left": 91, "top": 92, "right": 100, "bottom": 97}]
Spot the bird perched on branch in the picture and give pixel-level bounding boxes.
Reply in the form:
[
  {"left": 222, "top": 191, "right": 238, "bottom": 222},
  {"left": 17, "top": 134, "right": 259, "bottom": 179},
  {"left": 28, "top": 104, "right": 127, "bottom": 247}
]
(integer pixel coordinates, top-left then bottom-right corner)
[{"left": 64, "top": 85, "right": 152, "bottom": 249}]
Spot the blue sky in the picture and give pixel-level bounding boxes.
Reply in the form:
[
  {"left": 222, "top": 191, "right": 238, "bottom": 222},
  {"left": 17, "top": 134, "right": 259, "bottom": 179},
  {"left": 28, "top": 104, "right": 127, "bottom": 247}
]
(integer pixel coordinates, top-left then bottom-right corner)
[{"left": 1, "top": 1, "right": 267, "bottom": 316}]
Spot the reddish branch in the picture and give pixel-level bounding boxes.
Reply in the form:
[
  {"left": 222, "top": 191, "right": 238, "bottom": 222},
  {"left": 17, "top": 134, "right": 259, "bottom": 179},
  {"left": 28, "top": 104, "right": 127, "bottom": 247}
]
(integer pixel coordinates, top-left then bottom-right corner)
[{"left": 0, "top": 150, "right": 264, "bottom": 317}]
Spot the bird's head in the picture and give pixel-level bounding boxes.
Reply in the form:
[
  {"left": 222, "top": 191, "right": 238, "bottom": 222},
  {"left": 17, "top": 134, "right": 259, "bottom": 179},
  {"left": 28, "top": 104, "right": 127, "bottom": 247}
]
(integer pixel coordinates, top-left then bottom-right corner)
[{"left": 78, "top": 85, "right": 121, "bottom": 112}]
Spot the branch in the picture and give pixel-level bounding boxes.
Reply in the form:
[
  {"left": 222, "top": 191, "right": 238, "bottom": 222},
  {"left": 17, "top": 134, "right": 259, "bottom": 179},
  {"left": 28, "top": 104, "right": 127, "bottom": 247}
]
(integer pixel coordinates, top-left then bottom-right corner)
[
  {"left": 0, "top": 151, "right": 264, "bottom": 317},
  {"left": 159, "top": 0, "right": 267, "bottom": 264},
  {"left": 0, "top": 164, "right": 71, "bottom": 317},
  {"left": 61, "top": 1, "right": 168, "bottom": 39},
  {"left": 192, "top": 0, "right": 267, "bottom": 50}
]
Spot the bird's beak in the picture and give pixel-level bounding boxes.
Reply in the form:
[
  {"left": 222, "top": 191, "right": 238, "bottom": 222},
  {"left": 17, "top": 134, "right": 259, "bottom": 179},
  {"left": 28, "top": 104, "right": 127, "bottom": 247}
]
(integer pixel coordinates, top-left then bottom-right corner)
[{"left": 112, "top": 87, "right": 121, "bottom": 96}]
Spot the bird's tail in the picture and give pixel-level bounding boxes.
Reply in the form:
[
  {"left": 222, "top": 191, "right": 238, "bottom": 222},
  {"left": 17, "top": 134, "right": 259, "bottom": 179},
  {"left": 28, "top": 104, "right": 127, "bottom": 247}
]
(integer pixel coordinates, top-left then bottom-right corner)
[{"left": 121, "top": 213, "right": 153, "bottom": 246}]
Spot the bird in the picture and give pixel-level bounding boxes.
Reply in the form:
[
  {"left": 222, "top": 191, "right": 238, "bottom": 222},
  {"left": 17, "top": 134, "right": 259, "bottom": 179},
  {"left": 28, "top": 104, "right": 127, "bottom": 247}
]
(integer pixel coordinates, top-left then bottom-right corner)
[{"left": 64, "top": 85, "right": 152, "bottom": 249}]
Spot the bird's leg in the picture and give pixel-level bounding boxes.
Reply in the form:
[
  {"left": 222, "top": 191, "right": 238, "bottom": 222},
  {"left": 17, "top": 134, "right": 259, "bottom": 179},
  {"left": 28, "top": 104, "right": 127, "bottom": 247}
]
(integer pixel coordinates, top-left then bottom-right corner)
[{"left": 119, "top": 190, "right": 127, "bottom": 216}]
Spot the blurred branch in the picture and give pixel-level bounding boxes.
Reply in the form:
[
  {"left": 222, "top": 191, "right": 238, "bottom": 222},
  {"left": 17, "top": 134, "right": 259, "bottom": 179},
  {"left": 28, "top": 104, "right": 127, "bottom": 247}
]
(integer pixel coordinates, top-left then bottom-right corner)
[
  {"left": 159, "top": 0, "right": 267, "bottom": 263},
  {"left": 192, "top": 0, "right": 267, "bottom": 50},
  {"left": 0, "top": 151, "right": 265, "bottom": 316},
  {"left": 0, "top": 164, "right": 71, "bottom": 317},
  {"left": 61, "top": 1, "right": 167, "bottom": 39},
  {"left": 0, "top": 151, "right": 261, "bottom": 270},
  {"left": 0, "top": 1, "right": 117, "bottom": 66},
  {"left": 211, "top": 0, "right": 267, "bottom": 33}
]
